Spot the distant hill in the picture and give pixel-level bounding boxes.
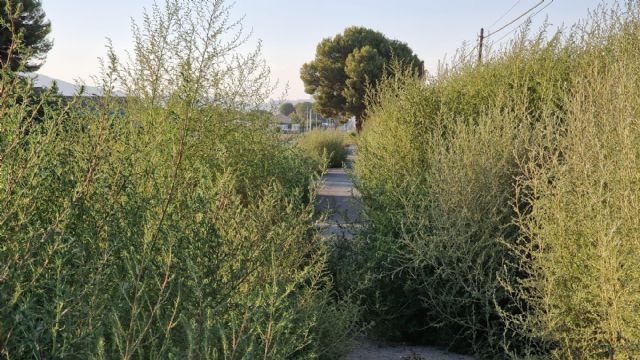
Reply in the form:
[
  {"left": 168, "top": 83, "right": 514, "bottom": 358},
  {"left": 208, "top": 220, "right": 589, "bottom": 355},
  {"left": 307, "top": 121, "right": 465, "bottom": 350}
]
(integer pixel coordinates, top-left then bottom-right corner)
[{"left": 32, "top": 74, "right": 107, "bottom": 97}]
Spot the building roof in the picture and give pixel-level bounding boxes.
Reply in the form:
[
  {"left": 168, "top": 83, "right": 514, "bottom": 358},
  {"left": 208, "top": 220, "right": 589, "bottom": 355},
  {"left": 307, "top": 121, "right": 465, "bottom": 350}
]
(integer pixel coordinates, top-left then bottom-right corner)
[{"left": 275, "top": 113, "right": 294, "bottom": 124}]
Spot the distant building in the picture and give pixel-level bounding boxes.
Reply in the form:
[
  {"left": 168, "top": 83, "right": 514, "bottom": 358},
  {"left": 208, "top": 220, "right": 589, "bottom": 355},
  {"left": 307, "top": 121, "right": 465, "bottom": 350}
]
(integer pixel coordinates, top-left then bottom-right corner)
[{"left": 275, "top": 114, "right": 301, "bottom": 133}]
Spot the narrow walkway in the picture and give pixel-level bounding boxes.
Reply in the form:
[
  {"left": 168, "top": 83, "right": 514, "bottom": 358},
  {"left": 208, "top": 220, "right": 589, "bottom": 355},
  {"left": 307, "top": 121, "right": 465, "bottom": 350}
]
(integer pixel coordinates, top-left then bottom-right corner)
[
  {"left": 315, "top": 146, "right": 475, "bottom": 360},
  {"left": 315, "top": 146, "right": 361, "bottom": 240}
]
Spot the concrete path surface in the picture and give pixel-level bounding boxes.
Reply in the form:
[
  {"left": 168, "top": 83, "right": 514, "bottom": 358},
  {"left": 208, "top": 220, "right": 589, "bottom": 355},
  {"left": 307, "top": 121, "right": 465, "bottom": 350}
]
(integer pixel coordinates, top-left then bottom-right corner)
[
  {"left": 315, "top": 146, "right": 361, "bottom": 239},
  {"left": 315, "top": 146, "right": 475, "bottom": 360}
]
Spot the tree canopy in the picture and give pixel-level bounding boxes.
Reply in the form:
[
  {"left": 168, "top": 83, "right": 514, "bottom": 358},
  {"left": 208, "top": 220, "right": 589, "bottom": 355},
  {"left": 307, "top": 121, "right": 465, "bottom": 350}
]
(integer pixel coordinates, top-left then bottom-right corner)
[
  {"left": 294, "top": 102, "right": 312, "bottom": 119},
  {"left": 294, "top": 102, "right": 329, "bottom": 124},
  {"left": 0, "top": 0, "right": 52, "bottom": 71},
  {"left": 300, "top": 26, "right": 423, "bottom": 132},
  {"left": 278, "top": 102, "right": 295, "bottom": 116}
]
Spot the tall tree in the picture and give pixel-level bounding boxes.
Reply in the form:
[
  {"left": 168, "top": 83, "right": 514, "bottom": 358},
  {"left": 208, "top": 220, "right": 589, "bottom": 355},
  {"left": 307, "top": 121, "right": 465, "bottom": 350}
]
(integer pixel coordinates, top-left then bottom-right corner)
[
  {"left": 0, "top": 0, "right": 52, "bottom": 71},
  {"left": 301, "top": 27, "right": 423, "bottom": 132},
  {"left": 294, "top": 102, "right": 312, "bottom": 119},
  {"left": 279, "top": 102, "right": 295, "bottom": 116}
]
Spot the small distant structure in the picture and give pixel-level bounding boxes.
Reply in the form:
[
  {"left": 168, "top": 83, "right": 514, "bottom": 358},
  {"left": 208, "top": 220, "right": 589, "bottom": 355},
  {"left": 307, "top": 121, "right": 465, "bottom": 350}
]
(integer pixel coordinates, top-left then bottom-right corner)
[
  {"left": 273, "top": 108, "right": 353, "bottom": 134},
  {"left": 339, "top": 117, "right": 356, "bottom": 132},
  {"left": 275, "top": 114, "right": 301, "bottom": 133}
]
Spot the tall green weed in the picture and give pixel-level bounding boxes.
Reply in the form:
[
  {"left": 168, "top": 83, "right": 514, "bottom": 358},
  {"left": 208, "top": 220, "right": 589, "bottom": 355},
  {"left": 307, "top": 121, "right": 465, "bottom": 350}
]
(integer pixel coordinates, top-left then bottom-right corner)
[
  {"left": 506, "top": 5, "right": 640, "bottom": 358},
  {"left": 297, "top": 129, "right": 347, "bottom": 169},
  {"left": 0, "top": 1, "right": 357, "bottom": 358},
  {"left": 349, "top": 1, "right": 640, "bottom": 358}
]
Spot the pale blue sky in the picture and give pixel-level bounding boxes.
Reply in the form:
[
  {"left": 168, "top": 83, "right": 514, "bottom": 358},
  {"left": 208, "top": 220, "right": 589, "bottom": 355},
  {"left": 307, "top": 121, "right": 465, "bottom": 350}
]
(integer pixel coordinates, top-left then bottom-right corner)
[{"left": 39, "top": 0, "right": 612, "bottom": 99}]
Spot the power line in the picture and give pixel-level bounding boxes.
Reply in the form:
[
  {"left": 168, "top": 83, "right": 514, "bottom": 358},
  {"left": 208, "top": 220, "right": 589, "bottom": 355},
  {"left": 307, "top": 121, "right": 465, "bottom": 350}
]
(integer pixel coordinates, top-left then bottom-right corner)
[
  {"left": 489, "top": 0, "right": 524, "bottom": 30},
  {"left": 492, "top": 0, "right": 555, "bottom": 45},
  {"left": 475, "top": 0, "right": 555, "bottom": 64},
  {"left": 486, "top": 0, "right": 546, "bottom": 38},
  {"left": 492, "top": 24, "right": 521, "bottom": 45}
]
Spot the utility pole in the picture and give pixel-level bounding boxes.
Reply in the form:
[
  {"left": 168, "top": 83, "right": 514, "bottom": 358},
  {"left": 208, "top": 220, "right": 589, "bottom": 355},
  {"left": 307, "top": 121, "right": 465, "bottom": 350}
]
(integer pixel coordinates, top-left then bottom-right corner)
[{"left": 478, "top": 27, "right": 485, "bottom": 65}]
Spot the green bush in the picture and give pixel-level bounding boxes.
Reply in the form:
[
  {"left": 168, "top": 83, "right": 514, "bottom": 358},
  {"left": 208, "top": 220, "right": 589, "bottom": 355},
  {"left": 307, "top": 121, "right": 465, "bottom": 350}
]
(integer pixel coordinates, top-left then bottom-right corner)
[
  {"left": 0, "top": 1, "right": 358, "bottom": 358},
  {"left": 348, "top": 2, "right": 640, "bottom": 358},
  {"left": 297, "top": 129, "right": 347, "bottom": 168},
  {"left": 350, "top": 33, "right": 570, "bottom": 357},
  {"left": 506, "top": 6, "right": 640, "bottom": 358}
]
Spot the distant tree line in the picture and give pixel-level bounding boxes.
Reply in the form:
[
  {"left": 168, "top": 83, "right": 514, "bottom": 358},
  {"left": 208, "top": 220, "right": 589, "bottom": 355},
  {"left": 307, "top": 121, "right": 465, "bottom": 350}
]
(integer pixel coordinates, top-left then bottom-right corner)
[{"left": 279, "top": 101, "right": 329, "bottom": 124}]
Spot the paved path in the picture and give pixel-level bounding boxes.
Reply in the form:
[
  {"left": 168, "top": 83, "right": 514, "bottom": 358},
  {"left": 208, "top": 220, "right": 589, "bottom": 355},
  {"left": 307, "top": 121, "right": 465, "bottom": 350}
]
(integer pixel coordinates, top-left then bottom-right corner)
[
  {"left": 315, "top": 146, "right": 361, "bottom": 239},
  {"left": 315, "top": 146, "right": 475, "bottom": 360}
]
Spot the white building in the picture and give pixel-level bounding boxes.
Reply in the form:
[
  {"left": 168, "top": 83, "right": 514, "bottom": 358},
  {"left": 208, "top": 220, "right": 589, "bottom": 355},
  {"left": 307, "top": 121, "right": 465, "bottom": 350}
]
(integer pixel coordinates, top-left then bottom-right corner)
[{"left": 275, "top": 114, "right": 301, "bottom": 133}]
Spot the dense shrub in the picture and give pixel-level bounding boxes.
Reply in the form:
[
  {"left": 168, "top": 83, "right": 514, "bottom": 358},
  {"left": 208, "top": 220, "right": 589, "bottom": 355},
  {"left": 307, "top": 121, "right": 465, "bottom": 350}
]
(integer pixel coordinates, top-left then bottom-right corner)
[
  {"left": 350, "top": 32, "right": 571, "bottom": 357},
  {"left": 348, "top": 2, "right": 640, "bottom": 358},
  {"left": 506, "top": 7, "right": 640, "bottom": 358},
  {"left": 0, "top": 1, "right": 358, "bottom": 358},
  {"left": 297, "top": 129, "right": 347, "bottom": 168}
]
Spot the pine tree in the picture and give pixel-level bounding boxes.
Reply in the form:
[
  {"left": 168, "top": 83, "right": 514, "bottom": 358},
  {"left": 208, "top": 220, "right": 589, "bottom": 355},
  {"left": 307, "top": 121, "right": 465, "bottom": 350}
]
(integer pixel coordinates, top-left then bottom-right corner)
[
  {"left": 301, "top": 27, "right": 423, "bottom": 132},
  {"left": 0, "top": 0, "right": 52, "bottom": 71}
]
